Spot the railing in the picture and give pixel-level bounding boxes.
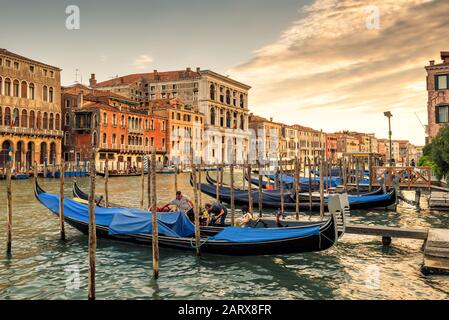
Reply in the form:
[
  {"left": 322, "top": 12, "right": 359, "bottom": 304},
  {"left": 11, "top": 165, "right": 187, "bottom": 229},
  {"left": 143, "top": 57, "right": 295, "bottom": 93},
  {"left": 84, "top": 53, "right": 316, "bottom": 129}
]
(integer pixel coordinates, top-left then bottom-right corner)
[
  {"left": 0, "top": 126, "right": 63, "bottom": 137},
  {"left": 128, "top": 128, "right": 144, "bottom": 135},
  {"left": 370, "top": 166, "right": 432, "bottom": 189}
]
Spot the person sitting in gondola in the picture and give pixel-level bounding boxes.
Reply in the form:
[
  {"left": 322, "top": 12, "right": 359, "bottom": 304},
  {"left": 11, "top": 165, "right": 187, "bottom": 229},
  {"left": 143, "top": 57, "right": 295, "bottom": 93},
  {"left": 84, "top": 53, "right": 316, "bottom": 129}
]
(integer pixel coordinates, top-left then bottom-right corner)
[
  {"left": 164, "top": 191, "right": 195, "bottom": 222},
  {"left": 205, "top": 202, "right": 228, "bottom": 226},
  {"left": 239, "top": 206, "right": 254, "bottom": 227},
  {"left": 199, "top": 208, "right": 210, "bottom": 226},
  {"left": 275, "top": 209, "right": 286, "bottom": 228}
]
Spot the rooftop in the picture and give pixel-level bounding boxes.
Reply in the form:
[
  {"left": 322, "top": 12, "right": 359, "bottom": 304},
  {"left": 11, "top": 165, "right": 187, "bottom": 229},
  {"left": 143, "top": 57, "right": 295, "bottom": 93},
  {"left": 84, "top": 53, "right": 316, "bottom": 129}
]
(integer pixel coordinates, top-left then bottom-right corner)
[{"left": 0, "top": 48, "right": 61, "bottom": 71}]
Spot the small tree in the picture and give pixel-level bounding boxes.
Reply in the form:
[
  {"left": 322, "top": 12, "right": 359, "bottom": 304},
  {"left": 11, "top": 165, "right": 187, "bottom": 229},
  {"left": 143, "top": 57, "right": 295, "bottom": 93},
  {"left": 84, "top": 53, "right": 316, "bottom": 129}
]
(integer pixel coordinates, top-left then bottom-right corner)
[{"left": 424, "top": 125, "right": 449, "bottom": 182}]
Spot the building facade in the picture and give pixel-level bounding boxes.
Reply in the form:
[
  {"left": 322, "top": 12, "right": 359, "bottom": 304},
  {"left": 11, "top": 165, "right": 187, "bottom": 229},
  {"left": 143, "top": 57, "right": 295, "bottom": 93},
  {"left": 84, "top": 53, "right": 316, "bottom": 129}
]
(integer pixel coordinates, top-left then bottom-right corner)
[
  {"left": 94, "top": 68, "right": 251, "bottom": 164},
  {"left": 426, "top": 51, "right": 449, "bottom": 143},
  {"left": 0, "top": 49, "right": 63, "bottom": 171}
]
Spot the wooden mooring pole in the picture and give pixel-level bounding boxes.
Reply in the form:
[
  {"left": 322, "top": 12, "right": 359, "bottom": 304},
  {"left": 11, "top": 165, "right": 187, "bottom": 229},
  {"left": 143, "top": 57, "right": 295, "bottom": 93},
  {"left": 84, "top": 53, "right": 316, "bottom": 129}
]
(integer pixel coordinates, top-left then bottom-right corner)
[
  {"left": 230, "top": 161, "right": 235, "bottom": 226},
  {"left": 140, "top": 159, "right": 145, "bottom": 210},
  {"left": 87, "top": 150, "right": 97, "bottom": 300},
  {"left": 192, "top": 162, "right": 201, "bottom": 256},
  {"left": 150, "top": 148, "right": 160, "bottom": 278},
  {"left": 104, "top": 159, "right": 109, "bottom": 208},
  {"left": 6, "top": 162, "right": 12, "bottom": 255},
  {"left": 247, "top": 160, "right": 253, "bottom": 214},
  {"left": 174, "top": 162, "right": 178, "bottom": 193},
  {"left": 319, "top": 156, "right": 325, "bottom": 221},
  {"left": 59, "top": 160, "right": 66, "bottom": 241},
  {"left": 280, "top": 156, "right": 285, "bottom": 213},
  {"left": 307, "top": 157, "right": 312, "bottom": 211},
  {"left": 147, "top": 154, "right": 152, "bottom": 210},
  {"left": 294, "top": 157, "right": 300, "bottom": 220},
  {"left": 258, "top": 161, "right": 263, "bottom": 218}
]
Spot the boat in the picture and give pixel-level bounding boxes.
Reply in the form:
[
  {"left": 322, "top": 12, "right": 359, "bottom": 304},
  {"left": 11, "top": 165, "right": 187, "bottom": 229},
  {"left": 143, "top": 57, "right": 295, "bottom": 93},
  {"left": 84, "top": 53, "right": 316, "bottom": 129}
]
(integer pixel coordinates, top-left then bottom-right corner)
[
  {"left": 12, "top": 173, "right": 30, "bottom": 180},
  {"left": 194, "top": 174, "right": 397, "bottom": 211},
  {"left": 35, "top": 181, "right": 340, "bottom": 255},
  {"left": 96, "top": 170, "right": 146, "bottom": 177}
]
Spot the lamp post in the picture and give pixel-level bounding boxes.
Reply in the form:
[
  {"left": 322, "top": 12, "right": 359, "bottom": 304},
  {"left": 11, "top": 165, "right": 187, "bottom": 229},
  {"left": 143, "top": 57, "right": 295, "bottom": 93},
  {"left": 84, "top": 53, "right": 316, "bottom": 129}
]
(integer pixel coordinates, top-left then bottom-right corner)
[{"left": 384, "top": 111, "right": 393, "bottom": 166}]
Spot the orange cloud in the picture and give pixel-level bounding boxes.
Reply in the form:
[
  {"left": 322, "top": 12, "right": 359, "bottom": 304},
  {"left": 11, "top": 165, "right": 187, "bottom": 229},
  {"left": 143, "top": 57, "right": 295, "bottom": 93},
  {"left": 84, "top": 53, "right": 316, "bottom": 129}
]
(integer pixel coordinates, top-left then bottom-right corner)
[{"left": 230, "top": 0, "right": 447, "bottom": 145}]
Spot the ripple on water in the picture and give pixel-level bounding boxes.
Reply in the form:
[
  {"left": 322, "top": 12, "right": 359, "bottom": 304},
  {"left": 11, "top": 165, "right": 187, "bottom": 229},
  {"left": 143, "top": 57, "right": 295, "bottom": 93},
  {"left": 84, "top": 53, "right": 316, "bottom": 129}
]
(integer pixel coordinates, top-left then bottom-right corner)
[{"left": 1, "top": 176, "right": 449, "bottom": 299}]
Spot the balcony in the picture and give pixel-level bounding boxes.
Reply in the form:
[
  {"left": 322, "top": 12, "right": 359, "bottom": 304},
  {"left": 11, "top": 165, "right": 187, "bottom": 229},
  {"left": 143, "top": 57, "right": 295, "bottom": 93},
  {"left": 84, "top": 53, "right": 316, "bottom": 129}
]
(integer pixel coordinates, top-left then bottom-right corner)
[
  {"left": 0, "top": 126, "right": 64, "bottom": 137},
  {"left": 128, "top": 128, "right": 144, "bottom": 135},
  {"left": 100, "top": 143, "right": 119, "bottom": 151}
]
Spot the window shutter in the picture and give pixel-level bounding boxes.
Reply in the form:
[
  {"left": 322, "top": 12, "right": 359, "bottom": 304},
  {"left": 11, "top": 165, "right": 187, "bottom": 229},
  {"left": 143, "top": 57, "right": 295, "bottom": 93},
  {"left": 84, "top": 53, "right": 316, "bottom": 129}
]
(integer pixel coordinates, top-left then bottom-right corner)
[{"left": 435, "top": 75, "right": 440, "bottom": 90}]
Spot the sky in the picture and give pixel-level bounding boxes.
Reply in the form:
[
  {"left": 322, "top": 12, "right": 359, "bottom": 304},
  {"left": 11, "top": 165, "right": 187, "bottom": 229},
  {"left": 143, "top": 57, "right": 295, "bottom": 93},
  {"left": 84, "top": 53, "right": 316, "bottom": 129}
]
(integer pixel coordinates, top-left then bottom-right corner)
[{"left": 1, "top": 0, "right": 447, "bottom": 145}]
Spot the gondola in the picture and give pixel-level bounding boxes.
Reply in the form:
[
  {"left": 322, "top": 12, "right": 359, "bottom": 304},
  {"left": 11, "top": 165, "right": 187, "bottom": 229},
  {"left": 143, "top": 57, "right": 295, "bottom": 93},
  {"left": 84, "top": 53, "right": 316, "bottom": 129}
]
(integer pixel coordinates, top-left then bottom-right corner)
[
  {"left": 35, "top": 181, "right": 339, "bottom": 255},
  {"left": 242, "top": 171, "right": 383, "bottom": 197},
  {"left": 195, "top": 174, "right": 396, "bottom": 211},
  {"left": 72, "top": 181, "right": 346, "bottom": 238},
  {"left": 96, "top": 171, "right": 146, "bottom": 177}
]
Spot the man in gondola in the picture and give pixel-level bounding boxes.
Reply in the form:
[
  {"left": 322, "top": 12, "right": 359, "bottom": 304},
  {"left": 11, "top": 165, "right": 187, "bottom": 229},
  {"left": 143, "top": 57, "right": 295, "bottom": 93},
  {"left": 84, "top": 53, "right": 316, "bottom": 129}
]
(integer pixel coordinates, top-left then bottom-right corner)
[
  {"left": 205, "top": 202, "right": 228, "bottom": 226},
  {"left": 165, "top": 191, "right": 195, "bottom": 222}
]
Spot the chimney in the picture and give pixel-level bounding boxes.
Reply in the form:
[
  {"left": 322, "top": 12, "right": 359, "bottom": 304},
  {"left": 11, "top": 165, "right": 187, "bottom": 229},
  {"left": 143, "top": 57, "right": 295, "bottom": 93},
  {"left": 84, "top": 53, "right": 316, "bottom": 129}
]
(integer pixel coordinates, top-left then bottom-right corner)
[
  {"left": 430, "top": 60, "right": 435, "bottom": 66},
  {"left": 153, "top": 69, "right": 158, "bottom": 75},
  {"left": 89, "top": 73, "right": 97, "bottom": 87},
  {"left": 186, "top": 67, "right": 191, "bottom": 72},
  {"left": 441, "top": 51, "right": 449, "bottom": 63},
  {"left": 196, "top": 67, "right": 200, "bottom": 73},
  {"left": 270, "top": 117, "right": 273, "bottom": 122}
]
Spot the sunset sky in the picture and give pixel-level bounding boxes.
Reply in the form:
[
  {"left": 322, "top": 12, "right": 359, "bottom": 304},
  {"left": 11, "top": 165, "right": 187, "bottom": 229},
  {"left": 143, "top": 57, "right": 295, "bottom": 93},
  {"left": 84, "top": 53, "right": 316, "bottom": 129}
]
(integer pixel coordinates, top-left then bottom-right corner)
[{"left": 2, "top": 0, "right": 447, "bottom": 145}]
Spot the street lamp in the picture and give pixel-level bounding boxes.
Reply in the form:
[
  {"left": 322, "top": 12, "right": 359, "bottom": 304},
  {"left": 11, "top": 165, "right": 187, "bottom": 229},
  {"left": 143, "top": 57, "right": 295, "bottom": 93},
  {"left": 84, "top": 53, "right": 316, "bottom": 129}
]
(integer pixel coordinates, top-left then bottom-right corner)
[{"left": 384, "top": 111, "right": 393, "bottom": 166}]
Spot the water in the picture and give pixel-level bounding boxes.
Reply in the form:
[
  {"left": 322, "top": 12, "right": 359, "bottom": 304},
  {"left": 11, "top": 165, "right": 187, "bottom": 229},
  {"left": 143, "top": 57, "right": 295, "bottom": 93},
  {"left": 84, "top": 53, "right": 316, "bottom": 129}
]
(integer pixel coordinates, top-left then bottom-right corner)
[{"left": 1, "top": 173, "right": 449, "bottom": 300}]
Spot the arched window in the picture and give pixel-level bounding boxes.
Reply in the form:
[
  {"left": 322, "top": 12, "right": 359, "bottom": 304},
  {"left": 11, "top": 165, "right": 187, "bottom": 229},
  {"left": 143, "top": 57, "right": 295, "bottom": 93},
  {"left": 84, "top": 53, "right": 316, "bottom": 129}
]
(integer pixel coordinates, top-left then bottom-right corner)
[
  {"left": 4, "top": 78, "right": 11, "bottom": 96},
  {"left": 13, "top": 80, "right": 19, "bottom": 97},
  {"left": 55, "top": 114, "right": 60, "bottom": 130},
  {"left": 37, "top": 111, "right": 42, "bottom": 129},
  {"left": 121, "top": 115, "right": 125, "bottom": 127},
  {"left": 21, "top": 110, "right": 27, "bottom": 128},
  {"left": 4, "top": 107, "right": 11, "bottom": 126},
  {"left": 49, "top": 87, "right": 54, "bottom": 103},
  {"left": 13, "top": 108, "right": 19, "bottom": 127},
  {"left": 29, "top": 83, "right": 35, "bottom": 100},
  {"left": 120, "top": 135, "right": 125, "bottom": 145},
  {"left": 0, "top": 77, "right": 2, "bottom": 95},
  {"left": 21, "top": 81, "right": 27, "bottom": 98},
  {"left": 226, "top": 111, "right": 231, "bottom": 128},
  {"left": 102, "top": 133, "right": 107, "bottom": 144},
  {"left": 43, "top": 112, "right": 48, "bottom": 129},
  {"left": 210, "top": 108, "right": 216, "bottom": 126},
  {"left": 112, "top": 134, "right": 116, "bottom": 146},
  {"left": 29, "top": 111, "right": 35, "bottom": 128},
  {"left": 240, "top": 94, "right": 244, "bottom": 108},
  {"left": 103, "top": 112, "right": 107, "bottom": 125},
  {"left": 64, "top": 132, "right": 69, "bottom": 146},
  {"left": 226, "top": 90, "right": 231, "bottom": 104},
  {"left": 92, "top": 131, "right": 98, "bottom": 147},
  {"left": 49, "top": 113, "right": 54, "bottom": 130},
  {"left": 210, "top": 84, "right": 215, "bottom": 100},
  {"left": 65, "top": 113, "right": 70, "bottom": 126},
  {"left": 43, "top": 86, "right": 48, "bottom": 102},
  {"left": 240, "top": 114, "right": 245, "bottom": 130},
  {"left": 145, "top": 137, "right": 149, "bottom": 146},
  {"left": 0, "top": 106, "right": 2, "bottom": 125}
]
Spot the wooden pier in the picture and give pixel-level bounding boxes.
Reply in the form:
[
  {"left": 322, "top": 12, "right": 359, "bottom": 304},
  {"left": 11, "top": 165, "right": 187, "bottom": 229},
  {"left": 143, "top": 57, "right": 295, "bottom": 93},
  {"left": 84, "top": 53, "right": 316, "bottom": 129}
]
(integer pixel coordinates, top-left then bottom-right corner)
[
  {"left": 429, "top": 191, "right": 449, "bottom": 210},
  {"left": 343, "top": 223, "right": 449, "bottom": 274}
]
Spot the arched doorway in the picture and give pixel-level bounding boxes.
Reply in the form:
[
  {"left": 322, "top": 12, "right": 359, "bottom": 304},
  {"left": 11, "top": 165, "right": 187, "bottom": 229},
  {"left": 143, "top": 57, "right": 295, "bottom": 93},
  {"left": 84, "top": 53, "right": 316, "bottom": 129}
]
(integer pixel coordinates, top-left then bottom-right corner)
[
  {"left": 40, "top": 142, "right": 47, "bottom": 165},
  {"left": 50, "top": 142, "right": 57, "bottom": 164},
  {"left": 0, "top": 140, "right": 13, "bottom": 169},
  {"left": 16, "top": 141, "right": 24, "bottom": 169},
  {"left": 26, "top": 142, "right": 35, "bottom": 169}
]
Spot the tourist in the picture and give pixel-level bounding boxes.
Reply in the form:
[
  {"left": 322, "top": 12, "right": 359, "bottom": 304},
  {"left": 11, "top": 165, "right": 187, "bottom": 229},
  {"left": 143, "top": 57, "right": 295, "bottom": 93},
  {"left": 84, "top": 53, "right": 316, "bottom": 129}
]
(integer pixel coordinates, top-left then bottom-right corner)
[
  {"left": 165, "top": 191, "right": 195, "bottom": 222},
  {"left": 205, "top": 202, "right": 228, "bottom": 226},
  {"left": 239, "top": 206, "right": 254, "bottom": 227}
]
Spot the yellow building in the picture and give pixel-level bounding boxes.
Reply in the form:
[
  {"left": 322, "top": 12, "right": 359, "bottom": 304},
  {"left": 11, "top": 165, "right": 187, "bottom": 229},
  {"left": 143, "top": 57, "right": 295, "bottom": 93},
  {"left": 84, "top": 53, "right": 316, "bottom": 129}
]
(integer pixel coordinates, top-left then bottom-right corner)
[{"left": 0, "top": 49, "right": 62, "bottom": 171}]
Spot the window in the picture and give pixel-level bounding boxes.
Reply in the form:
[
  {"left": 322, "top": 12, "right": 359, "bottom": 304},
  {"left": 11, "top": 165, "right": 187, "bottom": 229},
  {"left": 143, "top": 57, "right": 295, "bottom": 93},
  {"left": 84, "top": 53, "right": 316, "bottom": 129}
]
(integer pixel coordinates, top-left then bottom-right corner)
[
  {"left": 112, "top": 134, "right": 116, "bottom": 146},
  {"left": 226, "top": 90, "right": 231, "bottom": 104},
  {"left": 49, "top": 113, "right": 54, "bottom": 130},
  {"left": 29, "top": 66, "right": 35, "bottom": 73},
  {"left": 55, "top": 114, "right": 60, "bottom": 130},
  {"left": 43, "top": 69, "right": 48, "bottom": 77},
  {"left": 43, "top": 86, "right": 48, "bottom": 101},
  {"left": 30, "top": 111, "right": 35, "bottom": 128},
  {"left": 13, "top": 80, "right": 19, "bottom": 97},
  {"left": 49, "top": 87, "right": 54, "bottom": 103},
  {"left": 162, "top": 85, "right": 166, "bottom": 90},
  {"left": 103, "top": 133, "right": 107, "bottom": 144},
  {"left": 4, "top": 78, "right": 11, "bottom": 96},
  {"left": 14, "top": 62, "right": 19, "bottom": 70},
  {"left": 5, "top": 60, "right": 11, "bottom": 68},
  {"left": 103, "top": 112, "right": 107, "bottom": 125},
  {"left": 0, "top": 77, "right": 2, "bottom": 95},
  {"left": 436, "top": 74, "right": 449, "bottom": 90},
  {"left": 29, "top": 83, "right": 35, "bottom": 99},
  {"left": 21, "top": 81, "right": 27, "bottom": 98},
  {"left": 150, "top": 120, "right": 154, "bottom": 130},
  {"left": 437, "top": 105, "right": 449, "bottom": 123},
  {"left": 113, "top": 114, "right": 117, "bottom": 126},
  {"left": 65, "top": 113, "right": 70, "bottom": 126},
  {"left": 240, "top": 94, "right": 244, "bottom": 108},
  {"left": 210, "top": 84, "right": 215, "bottom": 100},
  {"left": 210, "top": 108, "right": 216, "bottom": 125},
  {"left": 50, "top": 71, "right": 54, "bottom": 78}
]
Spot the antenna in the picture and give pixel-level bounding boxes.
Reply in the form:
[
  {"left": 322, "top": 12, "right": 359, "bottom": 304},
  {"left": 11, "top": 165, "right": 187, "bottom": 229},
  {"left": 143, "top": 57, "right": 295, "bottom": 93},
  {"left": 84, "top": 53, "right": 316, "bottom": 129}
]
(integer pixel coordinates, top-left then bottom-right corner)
[
  {"left": 414, "top": 112, "right": 426, "bottom": 132},
  {"left": 75, "top": 68, "right": 79, "bottom": 83}
]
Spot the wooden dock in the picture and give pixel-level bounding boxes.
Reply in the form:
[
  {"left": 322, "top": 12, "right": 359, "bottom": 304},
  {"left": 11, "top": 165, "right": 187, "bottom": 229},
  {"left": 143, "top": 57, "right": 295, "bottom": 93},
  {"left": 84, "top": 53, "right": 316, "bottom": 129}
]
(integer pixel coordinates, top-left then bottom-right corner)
[
  {"left": 344, "top": 224, "right": 449, "bottom": 274},
  {"left": 429, "top": 191, "right": 449, "bottom": 210}
]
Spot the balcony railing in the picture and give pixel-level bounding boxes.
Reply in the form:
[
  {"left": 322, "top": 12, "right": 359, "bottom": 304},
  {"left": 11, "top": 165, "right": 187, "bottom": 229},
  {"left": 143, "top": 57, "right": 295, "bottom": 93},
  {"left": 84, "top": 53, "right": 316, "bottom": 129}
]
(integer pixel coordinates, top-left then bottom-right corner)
[
  {"left": 128, "top": 128, "right": 144, "bottom": 135},
  {"left": 0, "top": 126, "right": 63, "bottom": 137}
]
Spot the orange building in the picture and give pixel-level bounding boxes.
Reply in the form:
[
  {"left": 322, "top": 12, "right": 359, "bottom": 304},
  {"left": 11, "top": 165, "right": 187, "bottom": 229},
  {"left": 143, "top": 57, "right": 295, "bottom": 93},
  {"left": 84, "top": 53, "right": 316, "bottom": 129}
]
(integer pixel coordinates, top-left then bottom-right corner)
[
  {"left": 62, "top": 83, "right": 167, "bottom": 171},
  {"left": 148, "top": 98, "right": 204, "bottom": 165}
]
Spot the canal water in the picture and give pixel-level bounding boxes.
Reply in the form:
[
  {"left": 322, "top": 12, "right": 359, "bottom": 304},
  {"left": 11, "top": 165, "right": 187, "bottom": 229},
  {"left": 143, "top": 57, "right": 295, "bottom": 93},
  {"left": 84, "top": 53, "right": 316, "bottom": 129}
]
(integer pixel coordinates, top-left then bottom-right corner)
[{"left": 0, "top": 172, "right": 449, "bottom": 300}]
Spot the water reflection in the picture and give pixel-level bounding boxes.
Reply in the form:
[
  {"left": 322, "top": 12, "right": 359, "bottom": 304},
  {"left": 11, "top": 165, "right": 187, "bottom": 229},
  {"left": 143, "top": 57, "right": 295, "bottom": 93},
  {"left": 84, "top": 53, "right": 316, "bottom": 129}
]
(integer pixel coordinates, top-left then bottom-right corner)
[{"left": 0, "top": 175, "right": 448, "bottom": 300}]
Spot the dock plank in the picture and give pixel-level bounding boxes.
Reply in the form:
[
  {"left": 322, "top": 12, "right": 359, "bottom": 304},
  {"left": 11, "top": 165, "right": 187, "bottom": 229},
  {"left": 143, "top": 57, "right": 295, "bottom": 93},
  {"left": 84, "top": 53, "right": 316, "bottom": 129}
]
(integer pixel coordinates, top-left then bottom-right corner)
[{"left": 345, "top": 224, "right": 428, "bottom": 240}]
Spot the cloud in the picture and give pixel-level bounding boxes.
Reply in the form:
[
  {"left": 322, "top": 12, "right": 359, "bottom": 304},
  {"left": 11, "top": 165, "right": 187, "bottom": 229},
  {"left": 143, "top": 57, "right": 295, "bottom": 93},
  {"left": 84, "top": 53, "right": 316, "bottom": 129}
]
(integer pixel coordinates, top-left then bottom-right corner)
[
  {"left": 133, "top": 54, "right": 153, "bottom": 70},
  {"left": 230, "top": 0, "right": 447, "bottom": 145}
]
